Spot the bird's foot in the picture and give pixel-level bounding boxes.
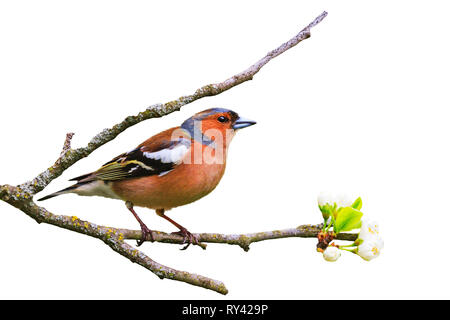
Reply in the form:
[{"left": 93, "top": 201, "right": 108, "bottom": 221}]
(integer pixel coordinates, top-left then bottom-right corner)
[
  {"left": 171, "top": 227, "right": 199, "bottom": 250},
  {"left": 137, "top": 224, "right": 154, "bottom": 247}
]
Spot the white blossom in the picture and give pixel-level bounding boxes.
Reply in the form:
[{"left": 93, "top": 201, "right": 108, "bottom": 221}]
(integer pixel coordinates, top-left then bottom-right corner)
[
  {"left": 322, "top": 246, "right": 341, "bottom": 262},
  {"left": 318, "top": 192, "right": 354, "bottom": 208},
  {"left": 373, "top": 236, "right": 384, "bottom": 250},
  {"left": 335, "top": 193, "right": 354, "bottom": 208},
  {"left": 317, "top": 192, "right": 334, "bottom": 206},
  {"left": 357, "top": 239, "right": 382, "bottom": 261},
  {"left": 359, "top": 220, "right": 381, "bottom": 241}
]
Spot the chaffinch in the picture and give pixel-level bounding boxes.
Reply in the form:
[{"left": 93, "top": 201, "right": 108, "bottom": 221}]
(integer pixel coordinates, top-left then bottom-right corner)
[{"left": 38, "top": 108, "right": 256, "bottom": 248}]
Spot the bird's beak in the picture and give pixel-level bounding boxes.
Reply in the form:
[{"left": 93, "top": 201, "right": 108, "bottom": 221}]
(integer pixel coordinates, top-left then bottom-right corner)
[{"left": 232, "top": 116, "right": 257, "bottom": 130}]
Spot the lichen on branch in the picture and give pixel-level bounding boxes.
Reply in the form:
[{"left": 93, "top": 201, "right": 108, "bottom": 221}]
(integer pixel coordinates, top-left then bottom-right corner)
[{"left": 0, "top": 11, "right": 328, "bottom": 295}]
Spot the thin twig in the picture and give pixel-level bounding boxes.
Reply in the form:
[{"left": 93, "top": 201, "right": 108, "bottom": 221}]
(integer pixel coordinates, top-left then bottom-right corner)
[
  {"left": 17, "top": 11, "right": 328, "bottom": 197},
  {"left": 59, "top": 132, "right": 74, "bottom": 156},
  {"left": 0, "top": 12, "right": 329, "bottom": 294}
]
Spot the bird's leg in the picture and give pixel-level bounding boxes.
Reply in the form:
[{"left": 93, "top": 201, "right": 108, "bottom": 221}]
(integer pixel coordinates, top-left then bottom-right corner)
[
  {"left": 155, "top": 209, "right": 199, "bottom": 250},
  {"left": 126, "top": 201, "right": 154, "bottom": 246}
]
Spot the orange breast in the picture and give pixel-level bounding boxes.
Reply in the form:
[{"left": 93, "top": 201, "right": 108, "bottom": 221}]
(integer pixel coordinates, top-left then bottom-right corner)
[{"left": 111, "top": 144, "right": 227, "bottom": 209}]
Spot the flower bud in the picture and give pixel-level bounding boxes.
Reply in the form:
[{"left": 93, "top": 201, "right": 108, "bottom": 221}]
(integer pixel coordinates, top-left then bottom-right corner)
[
  {"left": 318, "top": 192, "right": 334, "bottom": 221},
  {"left": 322, "top": 245, "right": 341, "bottom": 262},
  {"left": 317, "top": 192, "right": 333, "bottom": 206},
  {"left": 335, "top": 193, "right": 353, "bottom": 208}
]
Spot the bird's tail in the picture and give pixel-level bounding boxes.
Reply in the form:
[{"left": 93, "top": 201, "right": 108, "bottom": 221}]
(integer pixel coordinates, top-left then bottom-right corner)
[
  {"left": 37, "top": 184, "right": 81, "bottom": 201},
  {"left": 37, "top": 171, "right": 97, "bottom": 201}
]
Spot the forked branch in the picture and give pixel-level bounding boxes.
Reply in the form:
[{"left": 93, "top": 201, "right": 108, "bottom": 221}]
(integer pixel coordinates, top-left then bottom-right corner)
[{"left": 0, "top": 12, "right": 328, "bottom": 295}]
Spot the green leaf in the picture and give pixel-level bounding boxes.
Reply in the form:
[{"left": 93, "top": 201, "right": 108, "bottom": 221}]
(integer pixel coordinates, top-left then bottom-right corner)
[
  {"left": 334, "top": 207, "right": 363, "bottom": 233},
  {"left": 318, "top": 204, "right": 332, "bottom": 220},
  {"left": 352, "top": 197, "right": 362, "bottom": 210}
]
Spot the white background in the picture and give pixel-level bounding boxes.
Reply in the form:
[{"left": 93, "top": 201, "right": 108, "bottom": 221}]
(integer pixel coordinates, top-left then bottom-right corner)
[{"left": 1, "top": 1, "right": 449, "bottom": 299}]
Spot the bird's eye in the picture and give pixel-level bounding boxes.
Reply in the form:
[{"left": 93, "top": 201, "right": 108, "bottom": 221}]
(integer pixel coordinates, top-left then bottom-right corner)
[{"left": 217, "top": 116, "right": 229, "bottom": 123}]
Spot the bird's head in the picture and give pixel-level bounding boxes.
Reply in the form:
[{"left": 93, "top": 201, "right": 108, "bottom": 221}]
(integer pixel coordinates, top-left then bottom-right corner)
[{"left": 181, "top": 108, "right": 256, "bottom": 147}]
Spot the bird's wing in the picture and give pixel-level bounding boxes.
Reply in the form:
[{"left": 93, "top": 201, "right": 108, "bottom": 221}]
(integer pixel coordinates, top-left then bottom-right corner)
[{"left": 73, "top": 137, "right": 191, "bottom": 182}]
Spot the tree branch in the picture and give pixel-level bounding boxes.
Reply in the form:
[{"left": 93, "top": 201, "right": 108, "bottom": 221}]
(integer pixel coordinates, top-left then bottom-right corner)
[
  {"left": 17, "top": 10, "right": 328, "bottom": 197},
  {"left": 0, "top": 12, "right": 328, "bottom": 295},
  {"left": 0, "top": 185, "right": 355, "bottom": 295},
  {"left": 119, "top": 224, "right": 357, "bottom": 251}
]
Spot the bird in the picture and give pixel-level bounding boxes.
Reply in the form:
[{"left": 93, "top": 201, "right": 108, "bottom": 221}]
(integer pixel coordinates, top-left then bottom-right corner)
[{"left": 38, "top": 108, "right": 256, "bottom": 249}]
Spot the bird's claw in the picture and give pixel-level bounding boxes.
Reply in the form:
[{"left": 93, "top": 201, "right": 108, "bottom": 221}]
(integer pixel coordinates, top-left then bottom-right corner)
[
  {"left": 137, "top": 224, "right": 154, "bottom": 247},
  {"left": 171, "top": 228, "right": 199, "bottom": 250}
]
